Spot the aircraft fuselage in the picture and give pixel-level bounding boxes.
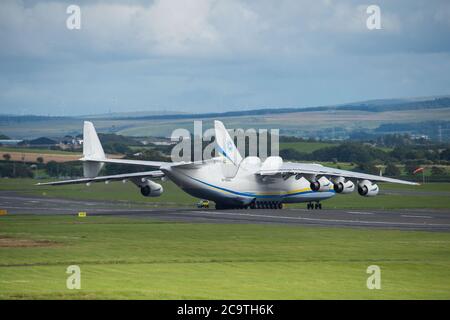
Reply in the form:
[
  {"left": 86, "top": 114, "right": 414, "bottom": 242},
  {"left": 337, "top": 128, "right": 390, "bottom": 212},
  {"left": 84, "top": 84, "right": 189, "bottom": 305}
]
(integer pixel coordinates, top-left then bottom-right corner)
[{"left": 164, "top": 159, "right": 335, "bottom": 206}]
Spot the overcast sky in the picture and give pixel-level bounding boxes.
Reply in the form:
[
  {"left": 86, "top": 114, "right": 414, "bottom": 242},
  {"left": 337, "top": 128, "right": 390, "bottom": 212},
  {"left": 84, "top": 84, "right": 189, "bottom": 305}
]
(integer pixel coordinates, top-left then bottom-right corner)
[{"left": 0, "top": 0, "right": 449, "bottom": 116}]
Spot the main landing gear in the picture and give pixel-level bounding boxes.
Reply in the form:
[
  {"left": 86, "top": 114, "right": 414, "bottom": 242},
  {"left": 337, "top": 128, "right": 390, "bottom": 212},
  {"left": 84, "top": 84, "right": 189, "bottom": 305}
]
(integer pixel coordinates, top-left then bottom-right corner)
[
  {"left": 215, "top": 201, "right": 284, "bottom": 210},
  {"left": 251, "top": 201, "right": 283, "bottom": 210},
  {"left": 307, "top": 202, "right": 322, "bottom": 210}
]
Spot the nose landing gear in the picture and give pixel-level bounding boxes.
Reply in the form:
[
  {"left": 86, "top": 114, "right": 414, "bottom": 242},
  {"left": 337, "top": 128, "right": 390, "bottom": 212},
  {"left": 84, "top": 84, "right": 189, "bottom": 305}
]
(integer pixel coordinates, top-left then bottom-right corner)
[{"left": 307, "top": 202, "right": 322, "bottom": 210}]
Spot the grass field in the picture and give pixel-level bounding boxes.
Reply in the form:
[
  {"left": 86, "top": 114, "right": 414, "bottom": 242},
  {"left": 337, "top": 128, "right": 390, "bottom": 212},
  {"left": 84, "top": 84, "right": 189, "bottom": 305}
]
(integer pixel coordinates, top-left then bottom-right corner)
[
  {"left": 0, "top": 147, "right": 80, "bottom": 155},
  {"left": 1, "top": 215, "right": 449, "bottom": 299},
  {"left": 295, "top": 181, "right": 450, "bottom": 210},
  {"left": 280, "top": 141, "right": 335, "bottom": 153},
  {"left": 0, "top": 178, "right": 198, "bottom": 207},
  {"left": 1, "top": 178, "right": 450, "bottom": 209}
]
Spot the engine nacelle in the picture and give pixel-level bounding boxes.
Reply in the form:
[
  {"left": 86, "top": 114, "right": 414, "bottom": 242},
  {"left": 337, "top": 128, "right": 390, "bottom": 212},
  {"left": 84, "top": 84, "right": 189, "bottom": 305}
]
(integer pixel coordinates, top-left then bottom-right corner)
[
  {"left": 310, "top": 176, "right": 333, "bottom": 192},
  {"left": 333, "top": 177, "right": 355, "bottom": 194},
  {"left": 357, "top": 180, "right": 379, "bottom": 197},
  {"left": 140, "top": 180, "right": 163, "bottom": 197}
]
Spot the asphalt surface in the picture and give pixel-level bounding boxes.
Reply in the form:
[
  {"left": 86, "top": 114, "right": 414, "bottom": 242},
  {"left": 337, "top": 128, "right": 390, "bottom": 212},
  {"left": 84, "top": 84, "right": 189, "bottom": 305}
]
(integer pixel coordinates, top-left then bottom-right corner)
[{"left": 1, "top": 191, "right": 450, "bottom": 232}]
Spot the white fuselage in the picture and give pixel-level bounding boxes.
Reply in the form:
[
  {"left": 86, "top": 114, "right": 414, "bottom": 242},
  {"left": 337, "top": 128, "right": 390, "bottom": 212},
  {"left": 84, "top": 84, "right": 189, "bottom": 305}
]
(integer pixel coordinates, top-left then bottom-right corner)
[{"left": 163, "top": 157, "right": 335, "bottom": 205}]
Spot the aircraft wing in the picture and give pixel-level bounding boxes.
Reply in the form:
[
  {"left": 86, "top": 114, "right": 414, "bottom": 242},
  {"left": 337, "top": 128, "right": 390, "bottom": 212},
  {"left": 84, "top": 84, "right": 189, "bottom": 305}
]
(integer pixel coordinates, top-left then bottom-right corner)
[
  {"left": 92, "top": 158, "right": 207, "bottom": 169},
  {"left": 257, "top": 162, "right": 419, "bottom": 186},
  {"left": 36, "top": 170, "right": 165, "bottom": 186}
]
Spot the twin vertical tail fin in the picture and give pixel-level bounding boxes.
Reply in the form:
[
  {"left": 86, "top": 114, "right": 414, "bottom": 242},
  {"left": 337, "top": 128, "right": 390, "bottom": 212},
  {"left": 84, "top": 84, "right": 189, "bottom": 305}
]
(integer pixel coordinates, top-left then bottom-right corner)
[
  {"left": 214, "top": 120, "right": 243, "bottom": 166},
  {"left": 214, "top": 120, "right": 243, "bottom": 178},
  {"left": 82, "top": 121, "right": 105, "bottom": 177},
  {"left": 83, "top": 121, "right": 105, "bottom": 160}
]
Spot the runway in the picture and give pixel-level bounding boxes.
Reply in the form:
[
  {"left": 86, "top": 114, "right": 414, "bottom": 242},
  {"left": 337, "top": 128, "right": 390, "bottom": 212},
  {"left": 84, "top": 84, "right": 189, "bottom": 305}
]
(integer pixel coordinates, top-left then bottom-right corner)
[{"left": 1, "top": 191, "right": 450, "bottom": 232}]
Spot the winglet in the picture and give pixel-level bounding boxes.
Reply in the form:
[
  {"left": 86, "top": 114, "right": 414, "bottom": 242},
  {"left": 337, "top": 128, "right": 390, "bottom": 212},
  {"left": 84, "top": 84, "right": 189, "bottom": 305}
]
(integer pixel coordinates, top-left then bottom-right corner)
[{"left": 214, "top": 120, "right": 243, "bottom": 166}]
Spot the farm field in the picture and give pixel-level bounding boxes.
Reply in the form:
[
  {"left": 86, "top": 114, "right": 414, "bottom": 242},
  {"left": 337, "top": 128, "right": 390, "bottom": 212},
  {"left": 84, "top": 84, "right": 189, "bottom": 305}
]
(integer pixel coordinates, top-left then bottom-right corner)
[
  {"left": 0, "top": 147, "right": 124, "bottom": 164},
  {"left": 2, "top": 107, "right": 450, "bottom": 139},
  {"left": 1, "top": 151, "right": 81, "bottom": 164}
]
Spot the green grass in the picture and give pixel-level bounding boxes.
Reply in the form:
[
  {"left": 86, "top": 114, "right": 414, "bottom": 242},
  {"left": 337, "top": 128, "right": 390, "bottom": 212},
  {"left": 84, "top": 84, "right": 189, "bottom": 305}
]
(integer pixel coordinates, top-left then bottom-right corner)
[
  {"left": 288, "top": 182, "right": 450, "bottom": 210},
  {"left": 280, "top": 141, "right": 335, "bottom": 154},
  {"left": 0, "top": 215, "right": 449, "bottom": 299},
  {"left": 0, "top": 178, "right": 197, "bottom": 207},
  {"left": 311, "top": 190, "right": 450, "bottom": 210},
  {"left": 0, "top": 147, "right": 80, "bottom": 155},
  {"left": 1, "top": 178, "right": 450, "bottom": 209},
  {"left": 384, "top": 182, "right": 450, "bottom": 192},
  {"left": 317, "top": 161, "right": 356, "bottom": 170}
]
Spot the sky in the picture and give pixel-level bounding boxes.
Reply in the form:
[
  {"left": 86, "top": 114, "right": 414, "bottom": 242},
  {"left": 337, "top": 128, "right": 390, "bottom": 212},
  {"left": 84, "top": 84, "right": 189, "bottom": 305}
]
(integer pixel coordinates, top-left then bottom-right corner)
[{"left": 0, "top": 0, "right": 449, "bottom": 116}]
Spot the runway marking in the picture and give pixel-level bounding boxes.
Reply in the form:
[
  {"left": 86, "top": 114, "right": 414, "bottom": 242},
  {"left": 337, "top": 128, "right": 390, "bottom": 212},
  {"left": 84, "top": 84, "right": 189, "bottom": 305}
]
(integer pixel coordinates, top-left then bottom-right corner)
[
  {"left": 190, "top": 211, "right": 449, "bottom": 227},
  {"left": 401, "top": 215, "right": 432, "bottom": 219},
  {"left": 0, "top": 206, "right": 155, "bottom": 213},
  {"left": 9, "top": 205, "right": 441, "bottom": 227},
  {"left": 348, "top": 211, "right": 374, "bottom": 215}
]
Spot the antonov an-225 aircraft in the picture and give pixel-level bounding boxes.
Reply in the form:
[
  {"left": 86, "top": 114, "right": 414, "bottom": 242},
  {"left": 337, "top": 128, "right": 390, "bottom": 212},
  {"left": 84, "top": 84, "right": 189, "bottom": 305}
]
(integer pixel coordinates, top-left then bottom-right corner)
[{"left": 38, "top": 120, "right": 418, "bottom": 210}]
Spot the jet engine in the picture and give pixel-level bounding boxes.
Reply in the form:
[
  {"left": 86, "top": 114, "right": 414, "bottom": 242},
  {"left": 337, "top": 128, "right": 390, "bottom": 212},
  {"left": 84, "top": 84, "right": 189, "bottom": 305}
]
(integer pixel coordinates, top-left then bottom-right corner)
[
  {"left": 310, "top": 176, "right": 333, "bottom": 192},
  {"left": 333, "top": 177, "right": 355, "bottom": 194},
  {"left": 357, "top": 180, "right": 379, "bottom": 197},
  {"left": 140, "top": 179, "right": 163, "bottom": 197}
]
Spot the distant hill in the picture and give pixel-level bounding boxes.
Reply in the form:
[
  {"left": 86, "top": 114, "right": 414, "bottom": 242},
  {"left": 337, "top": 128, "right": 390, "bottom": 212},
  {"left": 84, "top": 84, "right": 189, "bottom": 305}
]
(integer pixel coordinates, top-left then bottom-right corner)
[
  {"left": 0, "top": 115, "right": 70, "bottom": 123},
  {"left": 81, "top": 110, "right": 187, "bottom": 119},
  {"left": 1, "top": 95, "right": 449, "bottom": 122},
  {"left": 28, "top": 137, "right": 57, "bottom": 145},
  {"left": 97, "top": 133, "right": 140, "bottom": 145},
  {"left": 93, "top": 96, "right": 450, "bottom": 121},
  {"left": 0, "top": 95, "right": 449, "bottom": 140}
]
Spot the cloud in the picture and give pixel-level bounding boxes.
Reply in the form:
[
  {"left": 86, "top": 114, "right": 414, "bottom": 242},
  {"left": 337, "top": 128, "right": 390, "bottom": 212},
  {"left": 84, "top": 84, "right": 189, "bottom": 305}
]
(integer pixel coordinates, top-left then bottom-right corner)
[
  {"left": 0, "top": 0, "right": 261, "bottom": 59},
  {"left": 0, "top": 0, "right": 417, "bottom": 60},
  {"left": 0, "top": 0, "right": 450, "bottom": 116}
]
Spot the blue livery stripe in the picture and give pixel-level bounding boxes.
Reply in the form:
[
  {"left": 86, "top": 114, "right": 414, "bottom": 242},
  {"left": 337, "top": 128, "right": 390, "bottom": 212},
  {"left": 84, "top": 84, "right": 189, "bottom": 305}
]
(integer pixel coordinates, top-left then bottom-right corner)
[{"left": 185, "top": 174, "right": 335, "bottom": 199}]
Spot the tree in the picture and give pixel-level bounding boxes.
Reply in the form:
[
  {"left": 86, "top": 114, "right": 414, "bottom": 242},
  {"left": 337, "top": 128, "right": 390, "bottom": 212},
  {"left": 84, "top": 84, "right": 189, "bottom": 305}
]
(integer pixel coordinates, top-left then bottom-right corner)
[
  {"left": 279, "top": 148, "right": 307, "bottom": 161},
  {"left": 2, "top": 153, "right": 11, "bottom": 161},
  {"left": 102, "top": 142, "right": 131, "bottom": 155},
  {"left": 46, "top": 161, "right": 59, "bottom": 177},
  {"left": 431, "top": 166, "right": 445, "bottom": 176},
  {"left": 441, "top": 149, "right": 450, "bottom": 161},
  {"left": 0, "top": 162, "right": 33, "bottom": 178},
  {"left": 311, "top": 142, "right": 390, "bottom": 163},
  {"left": 36, "top": 156, "right": 44, "bottom": 164},
  {"left": 355, "top": 162, "right": 379, "bottom": 175},
  {"left": 384, "top": 163, "right": 401, "bottom": 176}
]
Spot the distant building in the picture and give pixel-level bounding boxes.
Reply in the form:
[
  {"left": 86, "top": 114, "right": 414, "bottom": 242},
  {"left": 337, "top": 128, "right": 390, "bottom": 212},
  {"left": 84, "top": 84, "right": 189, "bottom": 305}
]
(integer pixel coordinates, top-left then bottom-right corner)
[
  {"left": 152, "top": 141, "right": 176, "bottom": 146},
  {"left": 59, "top": 135, "right": 82, "bottom": 150},
  {"left": 411, "top": 134, "right": 430, "bottom": 141}
]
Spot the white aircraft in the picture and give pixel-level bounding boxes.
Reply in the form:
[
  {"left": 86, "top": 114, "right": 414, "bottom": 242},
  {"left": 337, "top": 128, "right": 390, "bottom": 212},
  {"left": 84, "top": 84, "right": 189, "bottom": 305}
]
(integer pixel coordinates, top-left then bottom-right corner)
[{"left": 38, "top": 120, "right": 418, "bottom": 210}]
